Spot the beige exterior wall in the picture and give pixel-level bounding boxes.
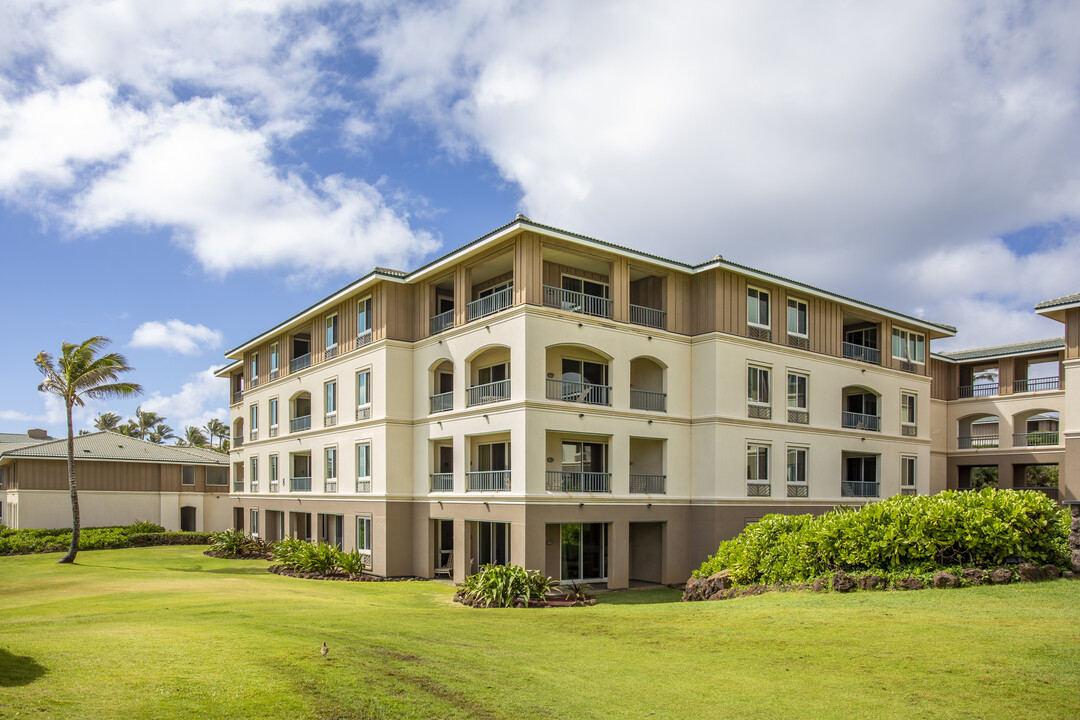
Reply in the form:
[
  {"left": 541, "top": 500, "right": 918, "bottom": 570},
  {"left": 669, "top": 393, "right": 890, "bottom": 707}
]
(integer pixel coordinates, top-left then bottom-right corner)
[{"left": 3, "top": 489, "right": 232, "bottom": 532}]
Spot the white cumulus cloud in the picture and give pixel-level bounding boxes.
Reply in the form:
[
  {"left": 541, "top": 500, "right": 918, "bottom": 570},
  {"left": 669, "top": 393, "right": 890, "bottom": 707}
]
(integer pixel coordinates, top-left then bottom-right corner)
[
  {"left": 130, "top": 319, "right": 224, "bottom": 355},
  {"left": 141, "top": 366, "right": 229, "bottom": 432}
]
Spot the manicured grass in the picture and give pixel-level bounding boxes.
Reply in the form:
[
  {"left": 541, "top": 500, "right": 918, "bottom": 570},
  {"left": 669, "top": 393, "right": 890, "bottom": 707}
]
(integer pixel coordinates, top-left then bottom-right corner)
[{"left": 2, "top": 547, "right": 1079, "bottom": 719}]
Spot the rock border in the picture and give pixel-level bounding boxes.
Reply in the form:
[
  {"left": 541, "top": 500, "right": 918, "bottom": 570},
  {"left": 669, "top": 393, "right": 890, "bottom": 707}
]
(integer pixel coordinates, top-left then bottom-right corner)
[
  {"left": 203, "top": 549, "right": 273, "bottom": 560},
  {"left": 267, "top": 564, "right": 423, "bottom": 582},
  {"left": 452, "top": 591, "right": 598, "bottom": 608}
]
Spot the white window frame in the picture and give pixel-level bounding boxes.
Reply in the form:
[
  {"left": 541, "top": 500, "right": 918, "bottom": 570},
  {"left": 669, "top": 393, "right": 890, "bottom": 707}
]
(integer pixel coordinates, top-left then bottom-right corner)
[
  {"left": 249, "top": 509, "right": 259, "bottom": 537},
  {"left": 747, "top": 443, "right": 770, "bottom": 482},
  {"left": 892, "top": 327, "right": 926, "bottom": 364},
  {"left": 269, "top": 343, "right": 279, "bottom": 375},
  {"left": 356, "top": 368, "right": 372, "bottom": 413},
  {"left": 325, "top": 313, "right": 339, "bottom": 352},
  {"left": 325, "top": 446, "right": 338, "bottom": 493},
  {"left": 249, "top": 456, "right": 258, "bottom": 492},
  {"left": 250, "top": 352, "right": 259, "bottom": 383},
  {"left": 747, "top": 365, "right": 771, "bottom": 406},
  {"left": 324, "top": 379, "right": 337, "bottom": 420},
  {"left": 356, "top": 515, "right": 372, "bottom": 553},
  {"left": 357, "top": 296, "right": 372, "bottom": 338},
  {"left": 356, "top": 442, "right": 371, "bottom": 480},
  {"left": 560, "top": 273, "right": 609, "bottom": 299},
  {"left": 250, "top": 404, "right": 259, "bottom": 433},
  {"left": 786, "top": 298, "right": 808, "bottom": 338},
  {"left": 901, "top": 392, "right": 917, "bottom": 425},
  {"left": 786, "top": 372, "right": 808, "bottom": 411},
  {"left": 901, "top": 455, "right": 917, "bottom": 488},
  {"left": 269, "top": 454, "right": 278, "bottom": 491},
  {"left": 747, "top": 287, "right": 771, "bottom": 328},
  {"left": 269, "top": 397, "right": 279, "bottom": 431},
  {"left": 786, "top": 446, "right": 808, "bottom": 485}
]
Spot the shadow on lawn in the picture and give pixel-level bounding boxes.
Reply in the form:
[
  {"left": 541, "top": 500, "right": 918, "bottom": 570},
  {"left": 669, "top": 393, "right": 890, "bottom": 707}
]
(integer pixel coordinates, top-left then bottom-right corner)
[
  {"left": 598, "top": 587, "right": 684, "bottom": 605},
  {"left": 0, "top": 648, "right": 48, "bottom": 687},
  {"left": 164, "top": 564, "right": 270, "bottom": 575}
]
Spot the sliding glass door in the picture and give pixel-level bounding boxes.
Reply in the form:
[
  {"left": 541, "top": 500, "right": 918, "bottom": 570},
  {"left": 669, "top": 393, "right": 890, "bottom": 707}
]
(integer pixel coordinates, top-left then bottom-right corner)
[{"left": 560, "top": 523, "right": 607, "bottom": 581}]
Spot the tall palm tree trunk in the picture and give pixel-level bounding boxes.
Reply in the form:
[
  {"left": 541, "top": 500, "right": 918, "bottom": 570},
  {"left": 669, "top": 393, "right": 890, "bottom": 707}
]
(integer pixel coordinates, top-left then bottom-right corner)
[{"left": 57, "top": 402, "right": 79, "bottom": 564}]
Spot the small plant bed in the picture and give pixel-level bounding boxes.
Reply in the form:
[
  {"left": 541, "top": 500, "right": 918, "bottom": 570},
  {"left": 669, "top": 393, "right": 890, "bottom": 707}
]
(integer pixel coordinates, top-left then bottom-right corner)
[
  {"left": 452, "top": 564, "right": 596, "bottom": 608},
  {"left": 0, "top": 521, "right": 213, "bottom": 555},
  {"left": 685, "top": 488, "right": 1072, "bottom": 602},
  {"left": 204, "top": 529, "right": 274, "bottom": 559},
  {"left": 266, "top": 564, "right": 414, "bottom": 582},
  {"left": 264, "top": 536, "right": 372, "bottom": 580}
]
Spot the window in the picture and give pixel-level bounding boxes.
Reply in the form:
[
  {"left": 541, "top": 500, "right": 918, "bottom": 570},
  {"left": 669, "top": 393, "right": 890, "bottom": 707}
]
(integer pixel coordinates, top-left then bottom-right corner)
[
  {"left": 357, "top": 297, "right": 372, "bottom": 337},
  {"left": 206, "top": 467, "right": 227, "bottom": 485},
  {"left": 325, "top": 447, "right": 338, "bottom": 492},
  {"left": 356, "top": 369, "right": 371, "bottom": 419},
  {"left": 786, "top": 447, "right": 808, "bottom": 485},
  {"left": 902, "top": 456, "right": 916, "bottom": 488},
  {"left": 249, "top": 457, "right": 258, "bottom": 492},
  {"left": 477, "top": 363, "right": 509, "bottom": 386},
  {"left": 892, "top": 328, "right": 925, "bottom": 363},
  {"left": 356, "top": 443, "right": 371, "bottom": 492},
  {"left": 561, "top": 275, "right": 608, "bottom": 299},
  {"left": 747, "top": 444, "right": 769, "bottom": 481},
  {"left": 787, "top": 298, "right": 808, "bottom": 337},
  {"left": 325, "top": 313, "right": 338, "bottom": 351},
  {"left": 747, "top": 288, "right": 770, "bottom": 327},
  {"left": 250, "top": 404, "right": 258, "bottom": 435},
  {"left": 356, "top": 515, "right": 372, "bottom": 553},
  {"left": 478, "top": 442, "right": 512, "bottom": 471},
  {"left": 249, "top": 509, "right": 259, "bottom": 537},
  {"left": 250, "top": 352, "right": 259, "bottom": 382},
  {"left": 269, "top": 398, "right": 278, "bottom": 429},
  {"left": 747, "top": 366, "right": 770, "bottom": 405},
  {"left": 324, "top": 379, "right": 337, "bottom": 424},
  {"left": 270, "top": 343, "right": 279, "bottom": 377},
  {"left": 269, "top": 455, "right": 278, "bottom": 491},
  {"left": 787, "top": 373, "right": 808, "bottom": 411},
  {"left": 181, "top": 466, "right": 195, "bottom": 486},
  {"left": 901, "top": 393, "right": 917, "bottom": 424},
  {"left": 479, "top": 280, "right": 512, "bottom": 298}
]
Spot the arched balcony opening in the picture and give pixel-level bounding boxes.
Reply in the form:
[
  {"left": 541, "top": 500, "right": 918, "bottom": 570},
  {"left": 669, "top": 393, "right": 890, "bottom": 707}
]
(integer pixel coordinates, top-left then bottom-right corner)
[
  {"left": 466, "top": 345, "right": 511, "bottom": 407},
  {"left": 231, "top": 418, "right": 244, "bottom": 448},
  {"left": 546, "top": 344, "right": 612, "bottom": 406},
  {"left": 841, "top": 386, "right": 881, "bottom": 432},
  {"left": 1011, "top": 409, "right": 1060, "bottom": 447},
  {"left": 430, "top": 359, "right": 454, "bottom": 413},
  {"left": 630, "top": 356, "right": 666, "bottom": 412},
  {"left": 290, "top": 391, "right": 312, "bottom": 433},
  {"left": 957, "top": 413, "right": 999, "bottom": 449}
]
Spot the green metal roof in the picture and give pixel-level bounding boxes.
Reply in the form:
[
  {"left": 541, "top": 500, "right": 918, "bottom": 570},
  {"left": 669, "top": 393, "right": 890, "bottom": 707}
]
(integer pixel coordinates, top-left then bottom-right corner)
[
  {"left": 0, "top": 431, "right": 228, "bottom": 465},
  {"left": 933, "top": 337, "right": 1064, "bottom": 362}
]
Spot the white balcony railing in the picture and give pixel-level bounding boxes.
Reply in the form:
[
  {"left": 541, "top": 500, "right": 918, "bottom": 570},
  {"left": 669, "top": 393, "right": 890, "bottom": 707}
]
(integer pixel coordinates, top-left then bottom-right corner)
[
  {"left": 290, "top": 476, "right": 312, "bottom": 492},
  {"left": 545, "top": 471, "right": 611, "bottom": 492},
  {"left": 290, "top": 415, "right": 311, "bottom": 432},
  {"left": 324, "top": 479, "right": 338, "bottom": 493},
  {"left": 324, "top": 412, "right": 337, "bottom": 427},
  {"left": 1012, "top": 431, "right": 1059, "bottom": 447},
  {"left": 430, "top": 309, "right": 454, "bottom": 335},
  {"left": 429, "top": 392, "right": 453, "bottom": 413},
  {"left": 542, "top": 285, "right": 612, "bottom": 319},
  {"left": 546, "top": 378, "right": 611, "bottom": 406},
  {"left": 467, "top": 286, "right": 513, "bottom": 321},
  {"left": 355, "top": 478, "right": 371, "bottom": 493},
  {"left": 629, "top": 474, "right": 666, "bottom": 494},
  {"left": 290, "top": 353, "right": 311, "bottom": 373},
  {"left": 466, "top": 470, "right": 511, "bottom": 492},
  {"left": 356, "top": 405, "right": 371, "bottom": 421},
  {"left": 842, "top": 342, "right": 880, "bottom": 365},
  {"left": 430, "top": 473, "right": 453, "bottom": 491},
  {"left": 841, "top": 480, "right": 879, "bottom": 498},
  {"left": 630, "top": 389, "right": 666, "bottom": 412},
  {"left": 467, "top": 379, "right": 511, "bottom": 406},
  {"left": 841, "top": 412, "right": 880, "bottom": 432},
  {"left": 629, "top": 304, "right": 666, "bottom": 330}
]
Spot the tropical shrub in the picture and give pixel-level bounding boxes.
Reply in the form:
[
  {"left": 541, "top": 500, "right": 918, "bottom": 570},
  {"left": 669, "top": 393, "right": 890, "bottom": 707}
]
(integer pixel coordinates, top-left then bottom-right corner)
[
  {"left": 459, "top": 564, "right": 556, "bottom": 607},
  {"left": 208, "top": 529, "right": 270, "bottom": 556},
  {"left": 694, "top": 489, "right": 1069, "bottom": 585},
  {"left": 270, "top": 537, "right": 366, "bottom": 576},
  {"left": 0, "top": 523, "right": 212, "bottom": 555}
]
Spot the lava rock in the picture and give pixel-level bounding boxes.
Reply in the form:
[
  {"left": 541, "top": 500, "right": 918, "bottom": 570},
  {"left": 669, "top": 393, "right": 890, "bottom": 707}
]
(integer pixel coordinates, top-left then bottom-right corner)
[
  {"left": 895, "top": 577, "right": 925, "bottom": 590},
  {"left": 1017, "top": 563, "right": 1047, "bottom": 582},
  {"left": 932, "top": 571, "right": 960, "bottom": 588},
  {"left": 739, "top": 584, "right": 768, "bottom": 597},
  {"left": 1063, "top": 571, "right": 1076, "bottom": 580},
  {"left": 960, "top": 568, "right": 986, "bottom": 585},
  {"left": 857, "top": 575, "right": 885, "bottom": 590},
  {"left": 1072, "top": 550, "right": 1080, "bottom": 574},
  {"left": 1043, "top": 564, "right": 1061, "bottom": 579},
  {"left": 812, "top": 578, "right": 827, "bottom": 592},
  {"left": 989, "top": 568, "right": 1012, "bottom": 584},
  {"left": 832, "top": 572, "right": 857, "bottom": 593}
]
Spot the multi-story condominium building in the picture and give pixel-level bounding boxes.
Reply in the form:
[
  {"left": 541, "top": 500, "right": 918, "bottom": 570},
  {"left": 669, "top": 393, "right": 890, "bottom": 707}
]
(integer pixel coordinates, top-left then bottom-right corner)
[{"left": 216, "top": 216, "right": 959, "bottom": 586}]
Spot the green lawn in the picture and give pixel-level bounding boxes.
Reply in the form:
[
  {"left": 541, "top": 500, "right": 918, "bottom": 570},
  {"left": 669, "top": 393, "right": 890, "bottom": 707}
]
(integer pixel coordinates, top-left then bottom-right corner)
[{"left": 2, "top": 547, "right": 1079, "bottom": 719}]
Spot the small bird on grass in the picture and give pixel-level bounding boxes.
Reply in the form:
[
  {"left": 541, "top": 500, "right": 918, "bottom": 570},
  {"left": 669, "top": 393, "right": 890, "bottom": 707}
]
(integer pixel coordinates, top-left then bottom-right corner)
[{"left": 321, "top": 641, "right": 329, "bottom": 659}]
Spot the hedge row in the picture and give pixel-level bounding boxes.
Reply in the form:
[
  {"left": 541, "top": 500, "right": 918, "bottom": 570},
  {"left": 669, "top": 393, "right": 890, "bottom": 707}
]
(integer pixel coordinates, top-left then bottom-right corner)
[
  {"left": 695, "top": 489, "right": 1070, "bottom": 585},
  {"left": 0, "top": 522, "right": 213, "bottom": 555}
]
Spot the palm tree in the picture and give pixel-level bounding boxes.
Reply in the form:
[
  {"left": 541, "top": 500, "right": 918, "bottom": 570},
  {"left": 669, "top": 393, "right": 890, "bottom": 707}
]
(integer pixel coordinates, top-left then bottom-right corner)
[
  {"left": 93, "top": 411, "right": 122, "bottom": 432},
  {"left": 116, "top": 422, "right": 137, "bottom": 437},
  {"left": 204, "top": 418, "right": 229, "bottom": 450},
  {"left": 182, "top": 426, "right": 208, "bottom": 447},
  {"left": 148, "top": 423, "right": 177, "bottom": 444},
  {"left": 35, "top": 337, "right": 141, "bottom": 564},
  {"left": 129, "top": 405, "right": 164, "bottom": 441}
]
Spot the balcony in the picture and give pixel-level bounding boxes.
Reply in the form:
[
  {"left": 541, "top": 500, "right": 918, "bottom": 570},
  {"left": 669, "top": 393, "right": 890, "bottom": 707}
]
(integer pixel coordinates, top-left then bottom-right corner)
[
  {"left": 232, "top": 390, "right": 243, "bottom": 404},
  {"left": 1012, "top": 431, "right": 1059, "bottom": 447},
  {"left": 958, "top": 435, "right": 998, "bottom": 449},
  {"left": 269, "top": 425, "right": 278, "bottom": 438},
  {"left": 901, "top": 423, "right": 917, "bottom": 437},
  {"left": 356, "top": 330, "right": 373, "bottom": 349},
  {"left": 268, "top": 370, "right": 279, "bottom": 382},
  {"left": 467, "top": 286, "right": 513, "bottom": 321},
  {"left": 1014, "top": 377, "right": 1060, "bottom": 393},
  {"left": 543, "top": 285, "right": 612, "bottom": 319},
  {"left": 546, "top": 378, "right": 611, "bottom": 406},
  {"left": 629, "top": 304, "right": 666, "bottom": 330},
  {"left": 467, "top": 379, "right": 511, "bottom": 407},
  {"left": 232, "top": 436, "right": 243, "bottom": 448},
  {"left": 290, "top": 353, "right": 311, "bottom": 373},
  {"left": 430, "top": 392, "right": 453, "bottom": 413},
  {"left": 290, "top": 415, "right": 311, "bottom": 433},
  {"left": 249, "top": 377, "right": 259, "bottom": 389},
  {"left": 842, "top": 412, "right": 880, "bottom": 432},
  {"left": 466, "top": 470, "right": 511, "bottom": 492},
  {"left": 290, "top": 476, "right": 312, "bottom": 492},
  {"left": 232, "top": 480, "right": 244, "bottom": 492},
  {"left": 545, "top": 471, "right": 611, "bottom": 493},
  {"left": 249, "top": 429, "right": 258, "bottom": 442},
  {"left": 630, "top": 389, "right": 666, "bottom": 412},
  {"left": 629, "top": 474, "right": 666, "bottom": 494},
  {"left": 269, "top": 480, "right": 278, "bottom": 493},
  {"left": 430, "top": 309, "right": 454, "bottom": 335},
  {"left": 324, "top": 479, "right": 338, "bottom": 493},
  {"left": 841, "top": 481, "right": 879, "bottom": 498},
  {"left": 430, "top": 473, "right": 453, "bottom": 491},
  {"left": 842, "top": 342, "right": 880, "bottom": 365},
  {"left": 323, "top": 344, "right": 338, "bottom": 361},
  {"left": 356, "top": 478, "right": 371, "bottom": 493},
  {"left": 958, "top": 383, "right": 999, "bottom": 398},
  {"left": 250, "top": 481, "right": 259, "bottom": 493}
]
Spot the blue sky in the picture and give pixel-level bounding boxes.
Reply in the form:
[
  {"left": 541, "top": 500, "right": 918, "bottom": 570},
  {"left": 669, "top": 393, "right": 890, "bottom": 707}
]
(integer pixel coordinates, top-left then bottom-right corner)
[{"left": 1, "top": 1, "right": 1078, "bottom": 438}]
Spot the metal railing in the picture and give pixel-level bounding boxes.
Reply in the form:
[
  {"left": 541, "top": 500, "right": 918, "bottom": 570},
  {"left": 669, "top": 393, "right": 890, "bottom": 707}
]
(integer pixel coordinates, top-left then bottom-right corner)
[
  {"left": 324, "top": 479, "right": 337, "bottom": 493},
  {"left": 1019, "top": 486, "right": 1059, "bottom": 500},
  {"left": 269, "top": 480, "right": 278, "bottom": 493},
  {"left": 957, "top": 435, "right": 998, "bottom": 449},
  {"left": 290, "top": 476, "right": 312, "bottom": 492},
  {"left": 290, "top": 353, "right": 311, "bottom": 373},
  {"left": 355, "top": 330, "right": 373, "bottom": 349},
  {"left": 746, "top": 482, "right": 771, "bottom": 497},
  {"left": 629, "top": 304, "right": 666, "bottom": 330},
  {"left": 250, "top": 481, "right": 258, "bottom": 493},
  {"left": 630, "top": 389, "right": 666, "bottom": 412},
  {"left": 325, "top": 344, "right": 339, "bottom": 361},
  {"left": 1014, "top": 377, "right": 1060, "bottom": 393},
  {"left": 748, "top": 404, "right": 771, "bottom": 420},
  {"left": 842, "top": 412, "right": 880, "bottom": 431},
  {"left": 268, "top": 370, "right": 279, "bottom": 382},
  {"left": 900, "top": 487, "right": 917, "bottom": 496},
  {"left": 232, "top": 390, "right": 243, "bottom": 404},
  {"left": 269, "top": 425, "right": 278, "bottom": 438},
  {"left": 545, "top": 471, "right": 611, "bottom": 492},
  {"left": 787, "top": 483, "right": 808, "bottom": 498},
  {"left": 841, "top": 481, "right": 879, "bottom": 498},
  {"left": 901, "top": 424, "right": 918, "bottom": 437},
  {"left": 542, "top": 285, "right": 612, "bottom": 318},
  {"left": 787, "top": 409, "right": 809, "bottom": 424},
  {"left": 430, "top": 309, "right": 454, "bottom": 335},
  {"left": 249, "top": 429, "right": 258, "bottom": 442},
  {"left": 467, "top": 286, "right": 513, "bottom": 321},
  {"left": 958, "top": 383, "right": 998, "bottom": 398},
  {"left": 467, "top": 379, "right": 511, "bottom": 406},
  {"left": 1012, "top": 431, "right": 1059, "bottom": 447},
  {"left": 356, "top": 405, "right": 371, "bottom": 421},
  {"left": 232, "top": 480, "right": 244, "bottom": 492},
  {"left": 355, "top": 478, "right": 371, "bottom": 493},
  {"left": 629, "top": 474, "right": 666, "bottom": 494},
  {"left": 546, "top": 378, "right": 611, "bottom": 406},
  {"left": 290, "top": 415, "right": 311, "bottom": 432},
  {"left": 430, "top": 473, "right": 453, "bottom": 491},
  {"left": 842, "top": 342, "right": 880, "bottom": 365},
  {"left": 324, "top": 412, "right": 337, "bottom": 427},
  {"left": 248, "top": 377, "right": 259, "bottom": 389},
  {"left": 430, "top": 392, "right": 453, "bottom": 413},
  {"left": 232, "top": 436, "right": 243, "bottom": 448},
  {"left": 466, "top": 470, "right": 511, "bottom": 492}
]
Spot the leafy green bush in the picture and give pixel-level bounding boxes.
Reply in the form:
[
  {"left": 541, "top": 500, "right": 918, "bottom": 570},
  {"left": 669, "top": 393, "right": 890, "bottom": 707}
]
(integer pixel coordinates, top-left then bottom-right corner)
[
  {"left": 209, "top": 529, "right": 269, "bottom": 556},
  {"left": 459, "top": 564, "right": 555, "bottom": 607},
  {"left": 337, "top": 549, "right": 367, "bottom": 576},
  {"left": 270, "top": 537, "right": 365, "bottom": 575},
  {"left": 128, "top": 520, "right": 166, "bottom": 534},
  {"left": 0, "top": 523, "right": 214, "bottom": 555},
  {"left": 695, "top": 489, "right": 1069, "bottom": 585}
]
